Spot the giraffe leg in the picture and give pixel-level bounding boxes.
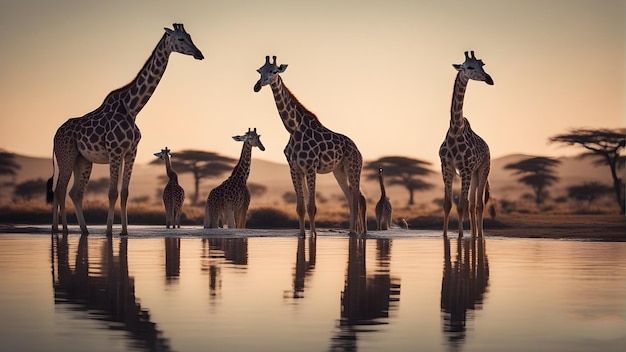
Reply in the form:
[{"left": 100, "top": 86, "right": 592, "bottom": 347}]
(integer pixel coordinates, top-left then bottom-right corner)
[
  {"left": 475, "top": 163, "right": 490, "bottom": 237},
  {"left": 53, "top": 164, "right": 73, "bottom": 235},
  {"left": 226, "top": 207, "right": 236, "bottom": 228},
  {"left": 69, "top": 155, "right": 93, "bottom": 236},
  {"left": 106, "top": 159, "right": 122, "bottom": 237},
  {"left": 441, "top": 161, "right": 455, "bottom": 237},
  {"left": 289, "top": 167, "right": 306, "bottom": 236},
  {"left": 332, "top": 167, "right": 353, "bottom": 231},
  {"left": 305, "top": 171, "right": 317, "bottom": 236},
  {"left": 236, "top": 191, "right": 251, "bottom": 228},
  {"left": 468, "top": 172, "right": 479, "bottom": 237},
  {"left": 457, "top": 171, "right": 472, "bottom": 238},
  {"left": 203, "top": 200, "right": 211, "bottom": 228},
  {"left": 118, "top": 153, "right": 137, "bottom": 236}
]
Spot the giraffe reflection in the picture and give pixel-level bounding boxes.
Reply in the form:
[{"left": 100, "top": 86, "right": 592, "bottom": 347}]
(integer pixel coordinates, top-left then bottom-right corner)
[
  {"left": 200, "top": 238, "right": 248, "bottom": 300},
  {"left": 329, "top": 238, "right": 401, "bottom": 351},
  {"left": 290, "top": 235, "right": 316, "bottom": 299},
  {"left": 164, "top": 238, "right": 181, "bottom": 283},
  {"left": 52, "top": 235, "right": 171, "bottom": 351},
  {"left": 441, "top": 237, "right": 490, "bottom": 350}
]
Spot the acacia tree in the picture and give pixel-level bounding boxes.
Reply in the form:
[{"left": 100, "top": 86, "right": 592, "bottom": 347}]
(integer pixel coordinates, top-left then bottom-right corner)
[
  {"left": 13, "top": 178, "right": 47, "bottom": 201},
  {"left": 364, "top": 156, "right": 434, "bottom": 205},
  {"left": 567, "top": 182, "right": 613, "bottom": 209},
  {"left": 549, "top": 128, "right": 625, "bottom": 214},
  {"left": 505, "top": 156, "right": 561, "bottom": 207},
  {"left": 150, "top": 150, "right": 235, "bottom": 205},
  {"left": 0, "top": 150, "right": 21, "bottom": 202}
]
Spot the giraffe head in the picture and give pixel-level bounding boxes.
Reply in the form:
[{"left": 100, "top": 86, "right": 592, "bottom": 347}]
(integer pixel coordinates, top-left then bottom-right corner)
[
  {"left": 453, "top": 51, "right": 493, "bottom": 85},
  {"left": 233, "top": 128, "right": 266, "bottom": 151},
  {"left": 154, "top": 147, "right": 172, "bottom": 160},
  {"left": 253, "top": 56, "right": 288, "bottom": 92},
  {"left": 163, "top": 23, "right": 204, "bottom": 60}
]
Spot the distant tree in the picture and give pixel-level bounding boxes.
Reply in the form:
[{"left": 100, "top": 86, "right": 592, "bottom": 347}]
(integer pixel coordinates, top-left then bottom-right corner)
[
  {"left": 364, "top": 156, "right": 434, "bottom": 205},
  {"left": 549, "top": 128, "right": 625, "bottom": 214},
  {"left": 567, "top": 182, "right": 613, "bottom": 208},
  {"left": 0, "top": 150, "right": 21, "bottom": 202},
  {"left": 150, "top": 150, "right": 235, "bottom": 205},
  {"left": 13, "top": 178, "right": 47, "bottom": 201},
  {"left": 505, "top": 156, "right": 561, "bottom": 207},
  {"left": 248, "top": 182, "right": 268, "bottom": 198},
  {"left": 85, "top": 177, "right": 109, "bottom": 196}
]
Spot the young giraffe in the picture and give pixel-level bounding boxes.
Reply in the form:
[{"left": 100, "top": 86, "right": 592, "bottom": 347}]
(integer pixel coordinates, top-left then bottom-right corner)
[
  {"left": 375, "top": 167, "right": 393, "bottom": 230},
  {"left": 47, "top": 24, "right": 203, "bottom": 236},
  {"left": 439, "top": 51, "right": 493, "bottom": 238},
  {"left": 204, "top": 128, "right": 265, "bottom": 229},
  {"left": 254, "top": 56, "right": 367, "bottom": 236},
  {"left": 154, "top": 147, "right": 185, "bottom": 229}
]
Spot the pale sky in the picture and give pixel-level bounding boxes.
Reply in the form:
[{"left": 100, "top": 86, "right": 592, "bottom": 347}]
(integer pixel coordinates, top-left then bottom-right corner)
[{"left": 0, "top": 0, "right": 624, "bottom": 168}]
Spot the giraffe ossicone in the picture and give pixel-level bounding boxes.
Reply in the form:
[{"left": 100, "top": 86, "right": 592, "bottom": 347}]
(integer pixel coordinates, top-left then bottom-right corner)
[
  {"left": 47, "top": 23, "right": 203, "bottom": 236},
  {"left": 154, "top": 146, "right": 185, "bottom": 229},
  {"left": 439, "top": 50, "right": 493, "bottom": 238},
  {"left": 204, "top": 128, "right": 265, "bottom": 229},
  {"left": 254, "top": 55, "right": 367, "bottom": 236}
]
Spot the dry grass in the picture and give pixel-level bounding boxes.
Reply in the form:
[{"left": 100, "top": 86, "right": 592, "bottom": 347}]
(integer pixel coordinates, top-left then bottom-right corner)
[{"left": 0, "top": 200, "right": 623, "bottom": 241}]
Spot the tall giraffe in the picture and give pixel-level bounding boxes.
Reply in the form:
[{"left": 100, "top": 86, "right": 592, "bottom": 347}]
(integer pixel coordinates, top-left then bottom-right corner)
[
  {"left": 154, "top": 147, "right": 185, "bottom": 229},
  {"left": 47, "top": 24, "right": 203, "bottom": 236},
  {"left": 439, "top": 51, "right": 493, "bottom": 238},
  {"left": 254, "top": 56, "right": 366, "bottom": 236},
  {"left": 204, "top": 128, "right": 265, "bottom": 229},
  {"left": 375, "top": 167, "right": 392, "bottom": 230}
]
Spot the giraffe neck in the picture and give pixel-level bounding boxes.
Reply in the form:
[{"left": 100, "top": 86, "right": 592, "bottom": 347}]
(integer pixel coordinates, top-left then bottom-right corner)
[
  {"left": 164, "top": 156, "right": 179, "bottom": 183},
  {"left": 379, "top": 172, "right": 387, "bottom": 198},
  {"left": 449, "top": 72, "right": 469, "bottom": 135},
  {"left": 230, "top": 142, "right": 253, "bottom": 182},
  {"left": 269, "top": 76, "right": 320, "bottom": 134},
  {"left": 105, "top": 33, "right": 172, "bottom": 118}
]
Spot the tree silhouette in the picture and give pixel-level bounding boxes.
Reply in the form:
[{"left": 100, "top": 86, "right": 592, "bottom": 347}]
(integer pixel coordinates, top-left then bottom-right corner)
[
  {"left": 504, "top": 156, "right": 561, "bottom": 207},
  {"left": 0, "top": 150, "right": 21, "bottom": 202},
  {"left": 549, "top": 128, "right": 625, "bottom": 214},
  {"left": 14, "top": 178, "right": 47, "bottom": 201},
  {"left": 567, "top": 182, "right": 613, "bottom": 209},
  {"left": 364, "top": 156, "right": 434, "bottom": 205},
  {"left": 150, "top": 150, "right": 235, "bottom": 205}
]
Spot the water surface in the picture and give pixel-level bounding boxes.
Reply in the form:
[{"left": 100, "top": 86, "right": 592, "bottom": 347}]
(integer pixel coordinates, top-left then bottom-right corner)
[{"left": 0, "top": 226, "right": 624, "bottom": 351}]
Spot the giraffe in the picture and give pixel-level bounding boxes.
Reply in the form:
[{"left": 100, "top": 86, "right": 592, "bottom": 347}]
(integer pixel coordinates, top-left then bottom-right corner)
[
  {"left": 254, "top": 56, "right": 367, "bottom": 236},
  {"left": 375, "top": 167, "right": 392, "bottom": 230},
  {"left": 154, "top": 147, "right": 185, "bottom": 229},
  {"left": 204, "top": 128, "right": 265, "bottom": 229},
  {"left": 46, "top": 23, "right": 203, "bottom": 236},
  {"left": 439, "top": 51, "right": 493, "bottom": 238}
]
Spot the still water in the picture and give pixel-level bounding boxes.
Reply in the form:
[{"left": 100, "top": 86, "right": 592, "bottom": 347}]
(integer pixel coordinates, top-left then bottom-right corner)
[{"left": 0, "top": 227, "right": 624, "bottom": 352}]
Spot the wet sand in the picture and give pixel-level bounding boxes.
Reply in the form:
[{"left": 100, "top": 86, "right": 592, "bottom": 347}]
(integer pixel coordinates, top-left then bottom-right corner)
[{"left": 1, "top": 213, "right": 623, "bottom": 241}]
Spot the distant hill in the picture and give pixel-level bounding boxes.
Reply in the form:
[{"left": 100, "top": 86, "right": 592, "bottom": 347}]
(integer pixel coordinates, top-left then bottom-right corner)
[{"left": 0, "top": 152, "right": 615, "bottom": 209}]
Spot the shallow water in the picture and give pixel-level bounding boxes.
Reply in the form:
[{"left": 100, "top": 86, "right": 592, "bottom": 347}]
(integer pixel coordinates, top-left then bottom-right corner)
[{"left": 0, "top": 226, "right": 624, "bottom": 352}]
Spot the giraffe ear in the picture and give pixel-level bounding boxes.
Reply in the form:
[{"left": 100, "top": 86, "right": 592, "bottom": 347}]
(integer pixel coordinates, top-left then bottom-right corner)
[
  {"left": 278, "top": 64, "right": 288, "bottom": 73},
  {"left": 453, "top": 64, "right": 462, "bottom": 71},
  {"left": 232, "top": 135, "right": 245, "bottom": 142},
  {"left": 164, "top": 28, "right": 174, "bottom": 36}
]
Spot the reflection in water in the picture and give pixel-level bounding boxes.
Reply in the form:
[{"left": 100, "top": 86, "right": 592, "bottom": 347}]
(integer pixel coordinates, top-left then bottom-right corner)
[
  {"left": 330, "top": 238, "right": 401, "bottom": 351},
  {"left": 441, "top": 237, "right": 490, "bottom": 350},
  {"left": 164, "top": 238, "right": 180, "bottom": 282},
  {"left": 201, "top": 238, "right": 248, "bottom": 300},
  {"left": 290, "top": 235, "right": 316, "bottom": 299},
  {"left": 52, "top": 235, "right": 171, "bottom": 351}
]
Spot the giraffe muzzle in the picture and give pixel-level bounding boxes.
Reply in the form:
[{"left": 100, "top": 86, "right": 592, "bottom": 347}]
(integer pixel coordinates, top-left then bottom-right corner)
[{"left": 253, "top": 80, "right": 263, "bottom": 92}]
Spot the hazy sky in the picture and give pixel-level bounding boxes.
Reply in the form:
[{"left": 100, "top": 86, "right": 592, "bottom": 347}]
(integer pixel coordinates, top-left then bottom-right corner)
[{"left": 0, "top": 0, "right": 623, "bottom": 168}]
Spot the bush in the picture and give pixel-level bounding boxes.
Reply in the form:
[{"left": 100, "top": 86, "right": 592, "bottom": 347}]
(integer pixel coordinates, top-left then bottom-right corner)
[{"left": 246, "top": 207, "right": 298, "bottom": 229}]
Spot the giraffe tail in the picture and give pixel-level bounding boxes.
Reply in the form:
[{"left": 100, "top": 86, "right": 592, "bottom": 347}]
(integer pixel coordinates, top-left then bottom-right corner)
[{"left": 46, "top": 149, "right": 55, "bottom": 204}]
